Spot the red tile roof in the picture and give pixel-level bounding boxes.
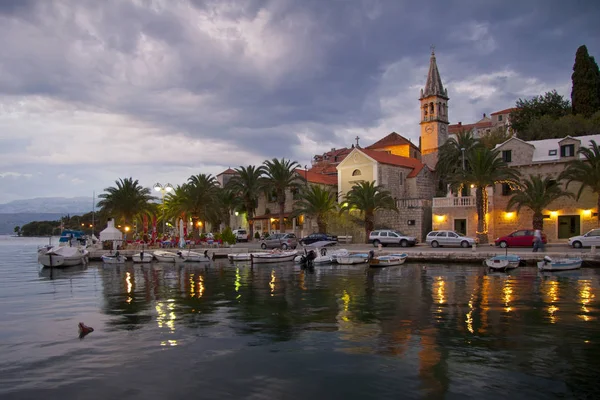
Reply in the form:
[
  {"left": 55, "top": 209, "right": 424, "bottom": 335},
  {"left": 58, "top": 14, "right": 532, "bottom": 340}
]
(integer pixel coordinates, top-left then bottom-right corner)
[
  {"left": 218, "top": 168, "right": 237, "bottom": 175},
  {"left": 490, "top": 107, "right": 518, "bottom": 116},
  {"left": 295, "top": 169, "right": 338, "bottom": 185},
  {"left": 359, "top": 149, "right": 428, "bottom": 178},
  {"left": 366, "top": 132, "right": 419, "bottom": 151}
]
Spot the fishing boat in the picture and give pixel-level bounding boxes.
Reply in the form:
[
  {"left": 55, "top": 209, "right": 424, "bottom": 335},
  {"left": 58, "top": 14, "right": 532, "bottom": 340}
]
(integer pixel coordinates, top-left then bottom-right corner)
[
  {"left": 228, "top": 252, "right": 269, "bottom": 262},
  {"left": 537, "top": 256, "right": 583, "bottom": 271},
  {"left": 177, "top": 249, "right": 211, "bottom": 263},
  {"left": 153, "top": 250, "right": 177, "bottom": 263},
  {"left": 250, "top": 250, "right": 298, "bottom": 264},
  {"left": 294, "top": 241, "right": 350, "bottom": 265},
  {"left": 38, "top": 246, "right": 89, "bottom": 267},
  {"left": 336, "top": 253, "right": 370, "bottom": 265},
  {"left": 485, "top": 254, "right": 521, "bottom": 272},
  {"left": 101, "top": 253, "right": 127, "bottom": 264},
  {"left": 132, "top": 250, "right": 152, "bottom": 263},
  {"left": 368, "top": 253, "right": 408, "bottom": 268}
]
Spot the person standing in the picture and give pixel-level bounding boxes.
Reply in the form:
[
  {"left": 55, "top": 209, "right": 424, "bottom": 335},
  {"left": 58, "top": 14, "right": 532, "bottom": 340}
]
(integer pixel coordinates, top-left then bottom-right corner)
[{"left": 533, "top": 229, "right": 544, "bottom": 252}]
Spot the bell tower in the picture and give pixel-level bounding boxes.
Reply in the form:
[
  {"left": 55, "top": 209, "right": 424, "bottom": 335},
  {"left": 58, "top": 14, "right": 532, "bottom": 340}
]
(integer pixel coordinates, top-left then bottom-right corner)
[{"left": 420, "top": 47, "right": 449, "bottom": 170}]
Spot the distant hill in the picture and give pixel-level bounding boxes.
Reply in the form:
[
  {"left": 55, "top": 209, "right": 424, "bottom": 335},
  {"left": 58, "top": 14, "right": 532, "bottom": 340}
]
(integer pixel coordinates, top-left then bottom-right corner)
[
  {"left": 0, "top": 213, "right": 66, "bottom": 234},
  {"left": 0, "top": 197, "right": 92, "bottom": 214}
]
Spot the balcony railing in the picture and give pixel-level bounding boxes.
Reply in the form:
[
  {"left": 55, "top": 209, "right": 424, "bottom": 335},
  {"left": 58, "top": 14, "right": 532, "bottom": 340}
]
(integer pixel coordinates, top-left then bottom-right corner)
[
  {"left": 433, "top": 196, "right": 493, "bottom": 208},
  {"left": 396, "top": 198, "right": 432, "bottom": 209}
]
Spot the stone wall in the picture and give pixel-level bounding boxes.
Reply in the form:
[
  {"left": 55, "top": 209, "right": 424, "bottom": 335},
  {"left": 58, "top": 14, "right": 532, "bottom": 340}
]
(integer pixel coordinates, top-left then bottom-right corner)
[{"left": 495, "top": 138, "right": 535, "bottom": 166}]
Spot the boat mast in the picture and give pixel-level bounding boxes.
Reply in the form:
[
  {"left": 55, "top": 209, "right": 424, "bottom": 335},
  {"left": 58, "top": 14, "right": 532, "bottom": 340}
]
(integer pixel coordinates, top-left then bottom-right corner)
[{"left": 92, "top": 191, "right": 95, "bottom": 237}]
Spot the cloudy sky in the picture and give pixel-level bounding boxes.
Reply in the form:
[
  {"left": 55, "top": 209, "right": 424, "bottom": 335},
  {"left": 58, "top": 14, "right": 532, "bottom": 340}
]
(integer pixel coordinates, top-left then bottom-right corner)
[{"left": 0, "top": 0, "right": 598, "bottom": 203}]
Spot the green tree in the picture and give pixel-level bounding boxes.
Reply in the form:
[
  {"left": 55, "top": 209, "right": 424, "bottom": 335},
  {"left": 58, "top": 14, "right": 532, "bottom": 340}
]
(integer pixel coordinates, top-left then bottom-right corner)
[
  {"left": 227, "top": 165, "right": 265, "bottom": 239},
  {"left": 340, "top": 181, "right": 397, "bottom": 243},
  {"left": 436, "top": 131, "right": 481, "bottom": 195},
  {"left": 164, "top": 185, "right": 189, "bottom": 233},
  {"left": 263, "top": 158, "right": 303, "bottom": 233},
  {"left": 480, "top": 126, "right": 513, "bottom": 149},
  {"left": 510, "top": 90, "right": 571, "bottom": 136},
  {"left": 185, "top": 174, "right": 219, "bottom": 234},
  {"left": 292, "top": 185, "right": 338, "bottom": 233},
  {"left": 506, "top": 175, "right": 573, "bottom": 230},
  {"left": 207, "top": 188, "right": 239, "bottom": 230},
  {"left": 13, "top": 226, "right": 20, "bottom": 236},
  {"left": 571, "top": 45, "right": 600, "bottom": 117},
  {"left": 451, "top": 148, "right": 520, "bottom": 244},
  {"left": 519, "top": 112, "right": 600, "bottom": 140},
  {"left": 97, "top": 178, "right": 156, "bottom": 228},
  {"left": 560, "top": 140, "right": 600, "bottom": 225}
]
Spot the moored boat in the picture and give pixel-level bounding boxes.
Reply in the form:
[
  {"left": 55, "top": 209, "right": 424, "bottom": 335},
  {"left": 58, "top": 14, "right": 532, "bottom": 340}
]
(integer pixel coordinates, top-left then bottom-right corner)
[
  {"left": 228, "top": 252, "right": 269, "bottom": 262},
  {"left": 336, "top": 253, "right": 370, "bottom": 265},
  {"left": 101, "top": 253, "right": 127, "bottom": 264},
  {"left": 537, "top": 256, "right": 582, "bottom": 271},
  {"left": 177, "top": 250, "right": 211, "bottom": 263},
  {"left": 294, "top": 241, "right": 350, "bottom": 265},
  {"left": 132, "top": 251, "right": 152, "bottom": 263},
  {"left": 153, "top": 250, "right": 177, "bottom": 263},
  {"left": 250, "top": 250, "right": 298, "bottom": 264},
  {"left": 38, "top": 246, "right": 89, "bottom": 267},
  {"left": 369, "top": 253, "right": 408, "bottom": 268},
  {"left": 485, "top": 254, "right": 521, "bottom": 271}
]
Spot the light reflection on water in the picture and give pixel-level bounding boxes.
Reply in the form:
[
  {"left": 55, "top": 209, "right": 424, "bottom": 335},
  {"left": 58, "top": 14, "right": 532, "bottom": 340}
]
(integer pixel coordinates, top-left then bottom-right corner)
[{"left": 0, "top": 236, "right": 600, "bottom": 399}]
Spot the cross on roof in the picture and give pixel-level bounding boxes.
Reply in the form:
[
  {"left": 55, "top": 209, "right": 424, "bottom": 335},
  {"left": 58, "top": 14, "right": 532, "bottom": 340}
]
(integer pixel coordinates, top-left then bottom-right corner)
[{"left": 355, "top": 136, "right": 360, "bottom": 147}]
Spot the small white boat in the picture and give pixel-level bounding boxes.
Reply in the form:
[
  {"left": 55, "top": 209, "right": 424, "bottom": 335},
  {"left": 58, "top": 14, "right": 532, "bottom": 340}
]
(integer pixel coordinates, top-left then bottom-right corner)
[
  {"left": 132, "top": 251, "right": 152, "bottom": 263},
  {"left": 153, "top": 250, "right": 177, "bottom": 263},
  {"left": 38, "top": 246, "right": 89, "bottom": 267},
  {"left": 228, "top": 252, "right": 269, "bottom": 262},
  {"left": 294, "top": 241, "right": 350, "bottom": 265},
  {"left": 537, "top": 256, "right": 582, "bottom": 271},
  {"left": 250, "top": 250, "right": 298, "bottom": 264},
  {"left": 369, "top": 253, "right": 407, "bottom": 268},
  {"left": 485, "top": 254, "right": 521, "bottom": 271},
  {"left": 336, "top": 253, "right": 370, "bottom": 265},
  {"left": 101, "top": 253, "right": 127, "bottom": 264},
  {"left": 177, "top": 250, "right": 211, "bottom": 263}
]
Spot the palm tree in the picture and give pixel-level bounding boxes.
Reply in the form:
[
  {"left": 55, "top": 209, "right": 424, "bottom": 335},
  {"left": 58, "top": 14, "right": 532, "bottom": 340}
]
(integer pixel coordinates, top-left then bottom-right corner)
[
  {"left": 97, "top": 177, "right": 156, "bottom": 228},
  {"left": 436, "top": 131, "right": 481, "bottom": 195},
  {"left": 506, "top": 175, "right": 573, "bottom": 230},
  {"left": 227, "top": 165, "right": 266, "bottom": 239},
  {"left": 185, "top": 174, "right": 219, "bottom": 234},
  {"left": 263, "top": 158, "right": 303, "bottom": 233},
  {"left": 164, "top": 185, "right": 189, "bottom": 231},
  {"left": 450, "top": 148, "right": 520, "bottom": 244},
  {"left": 206, "top": 187, "right": 239, "bottom": 230},
  {"left": 292, "top": 185, "right": 338, "bottom": 233},
  {"left": 560, "top": 140, "right": 600, "bottom": 225},
  {"left": 339, "top": 181, "right": 397, "bottom": 243}
]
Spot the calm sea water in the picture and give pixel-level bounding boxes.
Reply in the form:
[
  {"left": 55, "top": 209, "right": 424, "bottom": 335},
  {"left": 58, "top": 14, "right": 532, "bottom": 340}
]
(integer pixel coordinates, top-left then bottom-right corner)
[{"left": 1, "top": 236, "right": 599, "bottom": 399}]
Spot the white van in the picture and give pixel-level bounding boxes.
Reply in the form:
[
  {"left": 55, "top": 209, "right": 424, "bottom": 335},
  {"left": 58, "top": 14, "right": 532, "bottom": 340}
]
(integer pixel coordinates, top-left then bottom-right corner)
[{"left": 233, "top": 229, "right": 248, "bottom": 242}]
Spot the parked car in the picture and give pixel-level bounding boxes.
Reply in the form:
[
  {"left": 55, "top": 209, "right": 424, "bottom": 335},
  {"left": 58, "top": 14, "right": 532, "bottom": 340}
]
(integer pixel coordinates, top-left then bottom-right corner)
[
  {"left": 426, "top": 230, "right": 477, "bottom": 248},
  {"left": 233, "top": 229, "right": 248, "bottom": 242},
  {"left": 299, "top": 233, "right": 338, "bottom": 245},
  {"left": 494, "top": 229, "right": 547, "bottom": 248},
  {"left": 260, "top": 233, "right": 298, "bottom": 250},
  {"left": 568, "top": 228, "right": 600, "bottom": 248},
  {"left": 368, "top": 230, "right": 417, "bottom": 247}
]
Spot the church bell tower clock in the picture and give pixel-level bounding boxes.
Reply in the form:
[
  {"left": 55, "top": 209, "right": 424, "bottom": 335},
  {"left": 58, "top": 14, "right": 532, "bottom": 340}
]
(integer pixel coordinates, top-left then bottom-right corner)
[{"left": 420, "top": 47, "right": 449, "bottom": 170}]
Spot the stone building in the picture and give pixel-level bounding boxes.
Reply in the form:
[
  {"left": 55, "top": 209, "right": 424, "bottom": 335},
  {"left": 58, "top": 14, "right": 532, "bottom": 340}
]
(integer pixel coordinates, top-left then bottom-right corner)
[{"left": 431, "top": 134, "right": 600, "bottom": 241}]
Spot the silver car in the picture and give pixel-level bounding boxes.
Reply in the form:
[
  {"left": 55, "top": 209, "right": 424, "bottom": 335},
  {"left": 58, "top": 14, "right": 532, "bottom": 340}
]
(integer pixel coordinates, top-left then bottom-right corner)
[
  {"left": 260, "top": 233, "right": 298, "bottom": 250},
  {"left": 426, "top": 230, "right": 477, "bottom": 248},
  {"left": 568, "top": 228, "right": 600, "bottom": 248},
  {"left": 368, "top": 230, "right": 417, "bottom": 247}
]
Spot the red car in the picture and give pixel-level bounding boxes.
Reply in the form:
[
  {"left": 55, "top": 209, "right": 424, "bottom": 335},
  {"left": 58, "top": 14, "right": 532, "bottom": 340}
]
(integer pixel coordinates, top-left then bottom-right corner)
[{"left": 494, "top": 229, "right": 547, "bottom": 248}]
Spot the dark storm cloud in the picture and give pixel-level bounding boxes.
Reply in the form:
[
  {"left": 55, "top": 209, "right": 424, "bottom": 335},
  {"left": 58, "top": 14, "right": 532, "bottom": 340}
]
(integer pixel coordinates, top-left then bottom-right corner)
[{"left": 0, "top": 0, "right": 599, "bottom": 202}]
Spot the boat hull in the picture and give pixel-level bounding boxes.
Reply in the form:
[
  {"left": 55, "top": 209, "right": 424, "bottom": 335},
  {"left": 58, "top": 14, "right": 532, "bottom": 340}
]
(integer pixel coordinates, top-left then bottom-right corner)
[
  {"left": 485, "top": 255, "right": 521, "bottom": 271},
  {"left": 38, "top": 247, "right": 88, "bottom": 267},
  {"left": 250, "top": 252, "right": 297, "bottom": 264},
  {"left": 369, "top": 254, "right": 407, "bottom": 268},
  {"left": 336, "top": 254, "right": 369, "bottom": 265},
  {"left": 153, "top": 251, "right": 177, "bottom": 263},
  {"left": 537, "top": 258, "right": 582, "bottom": 271},
  {"left": 132, "top": 252, "right": 152, "bottom": 263},
  {"left": 102, "top": 255, "right": 127, "bottom": 264}
]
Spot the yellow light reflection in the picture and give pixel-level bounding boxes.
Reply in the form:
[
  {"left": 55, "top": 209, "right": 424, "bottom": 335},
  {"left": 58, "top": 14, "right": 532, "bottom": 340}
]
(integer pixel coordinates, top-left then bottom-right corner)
[
  {"left": 197, "top": 276, "right": 204, "bottom": 298},
  {"left": 465, "top": 294, "right": 474, "bottom": 334},
  {"left": 503, "top": 277, "right": 513, "bottom": 312},
  {"left": 235, "top": 268, "right": 241, "bottom": 292},
  {"left": 545, "top": 280, "right": 560, "bottom": 324},
  {"left": 160, "top": 339, "right": 178, "bottom": 347},
  {"left": 156, "top": 301, "right": 176, "bottom": 332},
  {"left": 126, "top": 272, "right": 132, "bottom": 294},
  {"left": 579, "top": 280, "right": 595, "bottom": 322},
  {"left": 435, "top": 276, "right": 446, "bottom": 304},
  {"left": 189, "top": 273, "right": 195, "bottom": 298},
  {"left": 269, "top": 270, "right": 276, "bottom": 296},
  {"left": 341, "top": 290, "right": 351, "bottom": 322}
]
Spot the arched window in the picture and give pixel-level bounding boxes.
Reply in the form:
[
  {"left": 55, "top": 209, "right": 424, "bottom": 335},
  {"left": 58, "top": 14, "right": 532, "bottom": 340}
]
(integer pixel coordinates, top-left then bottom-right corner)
[
  {"left": 430, "top": 102, "right": 434, "bottom": 112},
  {"left": 352, "top": 169, "right": 362, "bottom": 176}
]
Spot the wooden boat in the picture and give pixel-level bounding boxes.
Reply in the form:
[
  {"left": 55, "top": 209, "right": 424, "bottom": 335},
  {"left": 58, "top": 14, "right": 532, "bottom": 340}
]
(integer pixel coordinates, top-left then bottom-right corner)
[
  {"left": 38, "top": 246, "right": 89, "bottom": 267},
  {"left": 369, "top": 253, "right": 408, "bottom": 268},
  {"left": 250, "top": 250, "right": 298, "bottom": 264},
  {"left": 537, "top": 256, "right": 582, "bottom": 271},
  {"left": 176, "top": 250, "right": 211, "bottom": 263},
  {"left": 485, "top": 254, "right": 521, "bottom": 271},
  {"left": 153, "top": 250, "right": 177, "bottom": 263},
  {"left": 132, "top": 251, "right": 152, "bottom": 263},
  {"left": 336, "top": 253, "right": 370, "bottom": 265},
  {"left": 228, "top": 252, "right": 269, "bottom": 262},
  {"left": 101, "top": 253, "right": 127, "bottom": 264}
]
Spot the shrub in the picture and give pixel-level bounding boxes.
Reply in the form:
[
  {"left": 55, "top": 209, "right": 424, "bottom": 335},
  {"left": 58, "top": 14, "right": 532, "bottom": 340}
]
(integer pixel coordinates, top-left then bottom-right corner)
[
  {"left": 221, "top": 227, "right": 236, "bottom": 245},
  {"left": 254, "top": 231, "right": 261, "bottom": 239}
]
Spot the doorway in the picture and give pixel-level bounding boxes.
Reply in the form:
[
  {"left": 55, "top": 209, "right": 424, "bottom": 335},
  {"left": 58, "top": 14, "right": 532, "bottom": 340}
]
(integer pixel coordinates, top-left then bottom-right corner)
[
  {"left": 454, "top": 219, "right": 467, "bottom": 235},
  {"left": 557, "top": 215, "right": 580, "bottom": 239}
]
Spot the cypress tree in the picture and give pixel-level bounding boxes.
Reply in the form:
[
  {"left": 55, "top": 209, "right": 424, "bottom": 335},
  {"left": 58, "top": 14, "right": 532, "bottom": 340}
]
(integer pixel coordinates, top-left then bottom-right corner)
[{"left": 571, "top": 45, "right": 600, "bottom": 117}]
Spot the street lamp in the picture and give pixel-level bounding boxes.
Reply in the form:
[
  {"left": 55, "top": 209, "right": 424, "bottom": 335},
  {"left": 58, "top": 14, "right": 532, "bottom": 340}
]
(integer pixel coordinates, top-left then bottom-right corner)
[{"left": 154, "top": 182, "right": 173, "bottom": 234}]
